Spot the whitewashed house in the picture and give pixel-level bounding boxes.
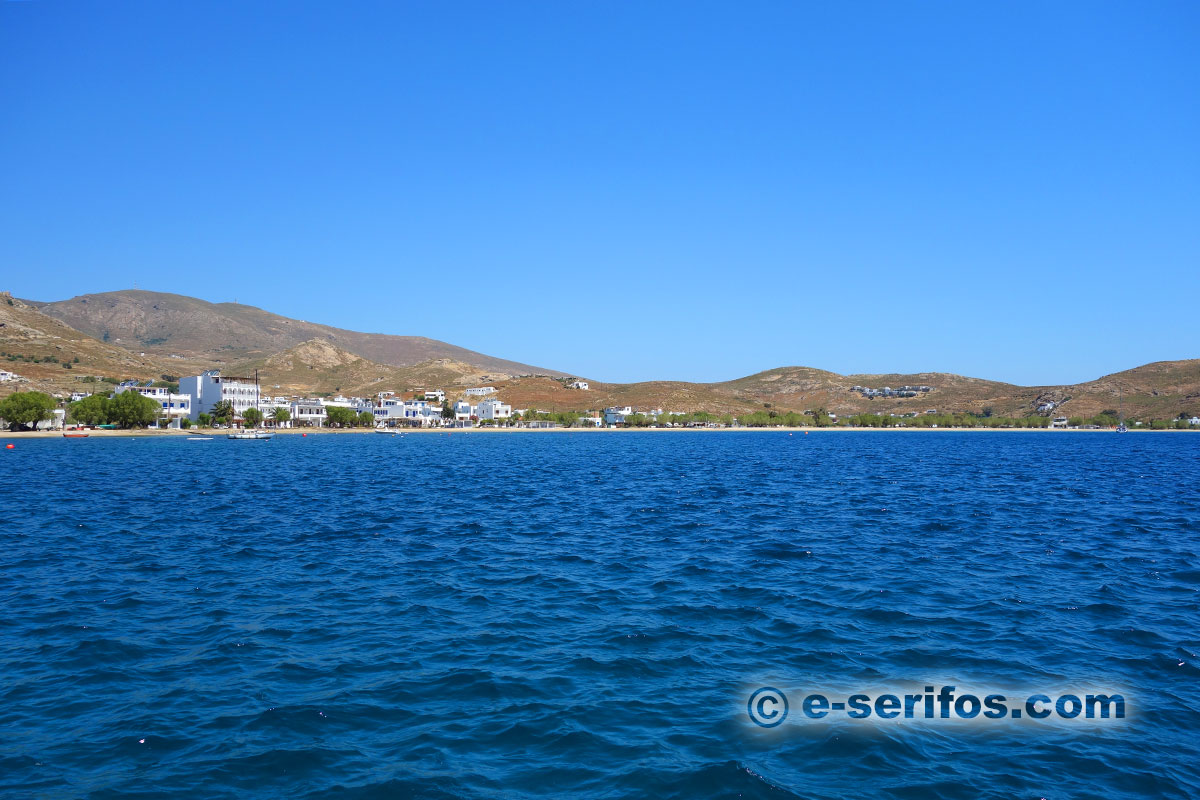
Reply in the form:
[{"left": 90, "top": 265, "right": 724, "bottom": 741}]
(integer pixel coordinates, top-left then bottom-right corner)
[
  {"left": 475, "top": 398, "right": 511, "bottom": 421},
  {"left": 604, "top": 406, "right": 633, "bottom": 425},
  {"left": 0, "top": 370, "right": 18, "bottom": 382},
  {"left": 453, "top": 400, "right": 475, "bottom": 421},
  {"left": 570, "top": 381, "right": 589, "bottom": 390},
  {"left": 464, "top": 387, "right": 496, "bottom": 396},
  {"left": 291, "top": 399, "right": 327, "bottom": 427}
]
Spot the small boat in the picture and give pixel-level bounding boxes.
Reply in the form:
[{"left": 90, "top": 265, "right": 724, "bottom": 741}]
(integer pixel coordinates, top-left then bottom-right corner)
[
  {"left": 187, "top": 436, "right": 215, "bottom": 441},
  {"left": 228, "top": 431, "right": 274, "bottom": 440},
  {"left": 62, "top": 432, "right": 89, "bottom": 438}
]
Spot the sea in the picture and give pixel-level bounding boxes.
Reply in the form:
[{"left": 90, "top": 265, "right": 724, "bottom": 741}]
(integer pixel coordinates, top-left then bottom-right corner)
[{"left": 1, "top": 431, "right": 1198, "bottom": 799}]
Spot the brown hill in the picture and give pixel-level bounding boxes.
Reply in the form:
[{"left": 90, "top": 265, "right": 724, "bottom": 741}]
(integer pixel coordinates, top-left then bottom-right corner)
[
  {"left": 228, "top": 339, "right": 506, "bottom": 398},
  {"left": 0, "top": 292, "right": 207, "bottom": 396},
  {"left": 6, "top": 289, "right": 1197, "bottom": 421},
  {"left": 481, "top": 363, "right": 1200, "bottom": 421},
  {"left": 32, "top": 290, "right": 566, "bottom": 377}
]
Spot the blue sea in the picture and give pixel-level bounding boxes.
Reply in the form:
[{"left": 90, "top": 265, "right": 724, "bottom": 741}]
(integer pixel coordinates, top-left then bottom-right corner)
[{"left": 2, "top": 431, "right": 1198, "bottom": 799}]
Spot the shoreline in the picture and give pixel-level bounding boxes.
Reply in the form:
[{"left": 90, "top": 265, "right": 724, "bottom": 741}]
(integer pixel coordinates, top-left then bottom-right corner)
[{"left": 2, "top": 426, "right": 1195, "bottom": 439}]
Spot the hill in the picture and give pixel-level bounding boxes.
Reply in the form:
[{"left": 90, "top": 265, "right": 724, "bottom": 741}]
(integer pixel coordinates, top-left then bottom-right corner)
[
  {"left": 228, "top": 339, "right": 508, "bottom": 398},
  {"left": 5, "top": 289, "right": 1197, "bottom": 421},
  {"left": 32, "top": 290, "right": 565, "bottom": 377},
  {"left": 0, "top": 292, "right": 204, "bottom": 395}
]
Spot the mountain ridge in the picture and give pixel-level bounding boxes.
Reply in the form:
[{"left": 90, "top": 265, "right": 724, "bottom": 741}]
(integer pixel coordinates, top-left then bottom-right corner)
[
  {"left": 4, "top": 290, "right": 1198, "bottom": 421},
  {"left": 31, "top": 290, "right": 568, "bottom": 378}
]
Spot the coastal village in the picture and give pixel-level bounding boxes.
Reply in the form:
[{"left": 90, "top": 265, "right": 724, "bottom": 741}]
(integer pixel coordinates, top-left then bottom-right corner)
[
  {"left": 2, "top": 367, "right": 698, "bottom": 430},
  {"left": 4, "top": 366, "right": 1200, "bottom": 432}
]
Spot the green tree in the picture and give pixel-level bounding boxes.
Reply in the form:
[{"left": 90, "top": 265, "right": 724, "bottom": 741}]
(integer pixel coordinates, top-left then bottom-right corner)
[
  {"left": 442, "top": 400, "right": 454, "bottom": 420},
  {"left": 211, "top": 400, "right": 234, "bottom": 424},
  {"left": 269, "top": 406, "right": 291, "bottom": 427},
  {"left": 325, "top": 406, "right": 356, "bottom": 427},
  {"left": 242, "top": 407, "right": 264, "bottom": 428},
  {"left": 357, "top": 411, "right": 375, "bottom": 427},
  {"left": 180, "top": 417, "right": 191, "bottom": 429},
  {"left": 0, "top": 391, "right": 57, "bottom": 431},
  {"left": 109, "top": 390, "right": 159, "bottom": 428},
  {"left": 196, "top": 412, "right": 212, "bottom": 427},
  {"left": 69, "top": 393, "right": 111, "bottom": 425}
]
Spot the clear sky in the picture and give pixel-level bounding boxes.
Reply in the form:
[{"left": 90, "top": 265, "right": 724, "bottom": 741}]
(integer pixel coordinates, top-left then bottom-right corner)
[{"left": 2, "top": 2, "right": 1196, "bottom": 385}]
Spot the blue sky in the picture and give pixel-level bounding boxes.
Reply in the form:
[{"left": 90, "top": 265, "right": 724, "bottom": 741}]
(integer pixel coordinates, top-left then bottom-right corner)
[{"left": 1, "top": 2, "right": 1196, "bottom": 384}]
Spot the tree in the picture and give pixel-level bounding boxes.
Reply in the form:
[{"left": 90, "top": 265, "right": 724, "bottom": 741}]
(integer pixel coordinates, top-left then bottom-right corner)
[
  {"left": 325, "top": 406, "right": 356, "bottom": 427},
  {"left": 357, "top": 411, "right": 375, "bottom": 427},
  {"left": 211, "top": 400, "right": 234, "bottom": 424},
  {"left": 243, "top": 407, "right": 264, "bottom": 428},
  {"left": 270, "top": 406, "right": 291, "bottom": 427},
  {"left": 0, "top": 391, "right": 57, "bottom": 431},
  {"left": 196, "top": 412, "right": 212, "bottom": 427},
  {"left": 69, "top": 393, "right": 111, "bottom": 425},
  {"left": 109, "top": 390, "right": 159, "bottom": 429},
  {"left": 442, "top": 400, "right": 454, "bottom": 420}
]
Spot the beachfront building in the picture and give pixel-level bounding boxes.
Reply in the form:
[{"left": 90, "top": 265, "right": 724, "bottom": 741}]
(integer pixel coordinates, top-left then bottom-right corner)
[
  {"left": 464, "top": 387, "right": 496, "bottom": 396},
  {"left": 453, "top": 400, "right": 474, "bottom": 421},
  {"left": 180, "top": 370, "right": 259, "bottom": 421},
  {"left": 1189, "top": 416, "right": 1200, "bottom": 427},
  {"left": 475, "top": 398, "right": 511, "bottom": 421},
  {"left": 114, "top": 381, "right": 192, "bottom": 426},
  {"left": 604, "top": 406, "right": 633, "bottom": 425},
  {"left": 291, "top": 399, "right": 326, "bottom": 427},
  {"left": 1051, "top": 417, "right": 1070, "bottom": 429}
]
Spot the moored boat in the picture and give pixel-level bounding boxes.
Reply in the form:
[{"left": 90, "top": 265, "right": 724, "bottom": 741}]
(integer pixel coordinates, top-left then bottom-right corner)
[{"left": 62, "top": 432, "right": 89, "bottom": 438}]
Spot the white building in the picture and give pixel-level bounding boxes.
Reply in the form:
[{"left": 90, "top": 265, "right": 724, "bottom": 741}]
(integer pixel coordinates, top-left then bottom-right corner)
[
  {"left": 69, "top": 391, "right": 92, "bottom": 402},
  {"left": 475, "top": 398, "right": 511, "bottom": 421},
  {"left": 1189, "top": 416, "right": 1200, "bottom": 427},
  {"left": 570, "top": 381, "right": 590, "bottom": 390},
  {"left": 291, "top": 399, "right": 327, "bottom": 427},
  {"left": 0, "top": 370, "right": 17, "bottom": 382},
  {"left": 604, "top": 406, "right": 633, "bottom": 425},
  {"left": 453, "top": 400, "right": 475, "bottom": 421},
  {"left": 179, "top": 370, "right": 259, "bottom": 421},
  {"left": 421, "top": 389, "right": 446, "bottom": 402},
  {"left": 464, "top": 387, "right": 496, "bottom": 396},
  {"left": 114, "top": 382, "right": 192, "bottom": 426},
  {"left": 325, "top": 395, "right": 374, "bottom": 414}
]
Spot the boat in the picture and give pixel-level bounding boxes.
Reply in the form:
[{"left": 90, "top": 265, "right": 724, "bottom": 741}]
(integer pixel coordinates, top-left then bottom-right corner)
[
  {"left": 1116, "top": 387, "right": 1128, "bottom": 433},
  {"left": 187, "top": 436, "right": 214, "bottom": 441},
  {"left": 62, "top": 432, "right": 89, "bottom": 438}
]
